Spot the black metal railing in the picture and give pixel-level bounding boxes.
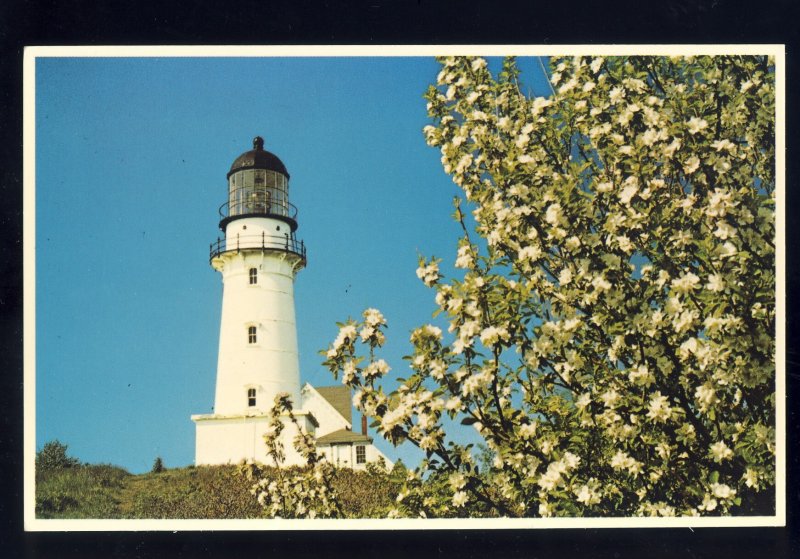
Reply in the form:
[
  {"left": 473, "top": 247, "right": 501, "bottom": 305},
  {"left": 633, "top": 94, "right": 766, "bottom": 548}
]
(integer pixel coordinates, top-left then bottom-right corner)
[{"left": 210, "top": 232, "right": 306, "bottom": 262}]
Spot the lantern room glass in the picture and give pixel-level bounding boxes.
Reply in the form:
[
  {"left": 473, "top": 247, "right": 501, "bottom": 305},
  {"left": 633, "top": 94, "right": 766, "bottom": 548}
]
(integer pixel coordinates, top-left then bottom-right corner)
[{"left": 228, "top": 169, "right": 289, "bottom": 218}]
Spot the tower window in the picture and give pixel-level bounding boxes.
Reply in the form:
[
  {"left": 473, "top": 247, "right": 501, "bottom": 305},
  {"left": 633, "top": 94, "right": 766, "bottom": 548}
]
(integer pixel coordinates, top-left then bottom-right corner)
[
  {"left": 249, "top": 267, "right": 258, "bottom": 284},
  {"left": 356, "top": 445, "right": 366, "bottom": 464},
  {"left": 248, "top": 326, "right": 257, "bottom": 344},
  {"left": 247, "top": 388, "right": 256, "bottom": 407}
]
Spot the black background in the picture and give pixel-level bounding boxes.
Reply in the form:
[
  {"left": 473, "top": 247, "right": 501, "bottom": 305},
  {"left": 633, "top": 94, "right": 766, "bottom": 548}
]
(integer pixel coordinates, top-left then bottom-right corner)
[{"left": 1, "top": 1, "right": 797, "bottom": 557}]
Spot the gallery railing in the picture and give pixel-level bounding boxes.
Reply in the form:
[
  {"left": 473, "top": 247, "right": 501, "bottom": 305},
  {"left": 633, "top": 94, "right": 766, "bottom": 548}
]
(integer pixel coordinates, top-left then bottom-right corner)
[{"left": 209, "top": 232, "right": 306, "bottom": 262}]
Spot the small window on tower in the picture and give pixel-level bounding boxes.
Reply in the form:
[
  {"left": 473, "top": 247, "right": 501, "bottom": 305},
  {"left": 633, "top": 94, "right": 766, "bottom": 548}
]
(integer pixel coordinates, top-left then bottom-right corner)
[
  {"left": 248, "top": 325, "right": 257, "bottom": 344},
  {"left": 249, "top": 267, "right": 258, "bottom": 284},
  {"left": 247, "top": 388, "right": 256, "bottom": 407},
  {"left": 356, "top": 445, "right": 366, "bottom": 464}
]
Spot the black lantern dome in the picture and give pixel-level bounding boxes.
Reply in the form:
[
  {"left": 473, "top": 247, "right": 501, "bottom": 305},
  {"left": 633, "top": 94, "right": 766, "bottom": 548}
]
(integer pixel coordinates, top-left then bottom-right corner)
[{"left": 227, "top": 136, "right": 290, "bottom": 179}]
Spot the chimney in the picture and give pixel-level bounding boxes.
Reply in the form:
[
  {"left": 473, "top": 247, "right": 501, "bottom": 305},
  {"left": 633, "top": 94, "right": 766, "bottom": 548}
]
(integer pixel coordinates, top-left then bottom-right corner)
[{"left": 361, "top": 414, "right": 367, "bottom": 436}]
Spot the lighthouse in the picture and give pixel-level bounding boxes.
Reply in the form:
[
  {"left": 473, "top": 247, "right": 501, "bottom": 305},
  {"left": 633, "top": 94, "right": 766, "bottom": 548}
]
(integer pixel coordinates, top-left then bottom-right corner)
[
  {"left": 192, "top": 136, "right": 393, "bottom": 469},
  {"left": 192, "top": 136, "right": 315, "bottom": 466},
  {"left": 210, "top": 136, "right": 305, "bottom": 413}
]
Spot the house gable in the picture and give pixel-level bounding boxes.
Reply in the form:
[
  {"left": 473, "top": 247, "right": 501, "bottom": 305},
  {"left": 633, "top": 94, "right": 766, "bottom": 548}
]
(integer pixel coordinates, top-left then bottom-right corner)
[
  {"left": 313, "top": 385, "right": 352, "bottom": 424},
  {"left": 301, "top": 383, "right": 352, "bottom": 436}
]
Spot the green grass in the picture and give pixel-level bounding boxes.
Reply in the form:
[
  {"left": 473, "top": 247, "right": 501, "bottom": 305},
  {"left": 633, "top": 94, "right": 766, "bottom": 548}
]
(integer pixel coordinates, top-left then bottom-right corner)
[
  {"left": 35, "top": 463, "right": 130, "bottom": 519},
  {"left": 35, "top": 463, "right": 401, "bottom": 519}
]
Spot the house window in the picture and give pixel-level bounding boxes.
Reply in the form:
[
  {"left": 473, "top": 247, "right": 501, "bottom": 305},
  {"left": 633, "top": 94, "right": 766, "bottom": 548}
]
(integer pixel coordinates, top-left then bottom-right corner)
[
  {"left": 249, "top": 267, "right": 258, "bottom": 284},
  {"left": 356, "top": 445, "right": 366, "bottom": 464},
  {"left": 248, "top": 326, "right": 257, "bottom": 344},
  {"left": 247, "top": 388, "right": 256, "bottom": 407}
]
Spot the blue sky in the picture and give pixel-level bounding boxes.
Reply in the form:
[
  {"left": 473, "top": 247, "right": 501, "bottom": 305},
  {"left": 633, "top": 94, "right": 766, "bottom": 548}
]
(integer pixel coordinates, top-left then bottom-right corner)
[{"left": 34, "top": 55, "right": 551, "bottom": 474}]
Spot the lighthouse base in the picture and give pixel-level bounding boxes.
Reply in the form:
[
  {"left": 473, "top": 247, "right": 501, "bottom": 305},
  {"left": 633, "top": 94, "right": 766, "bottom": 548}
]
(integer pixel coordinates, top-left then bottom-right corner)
[
  {"left": 191, "top": 411, "right": 317, "bottom": 467},
  {"left": 191, "top": 384, "right": 394, "bottom": 470}
]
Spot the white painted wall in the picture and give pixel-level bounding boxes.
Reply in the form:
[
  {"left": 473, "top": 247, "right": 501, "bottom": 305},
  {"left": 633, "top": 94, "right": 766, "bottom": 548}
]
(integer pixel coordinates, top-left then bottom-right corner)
[
  {"left": 193, "top": 412, "right": 316, "bottom": 467},
  {"left": 316, "top": 442, "right": 394, "bottom": 471},
  {"left": 223, "top": 216, "right": 293, "bottom": 250},
  {"left": 211, "top": 216, "right": 304, "bottom": 416}
]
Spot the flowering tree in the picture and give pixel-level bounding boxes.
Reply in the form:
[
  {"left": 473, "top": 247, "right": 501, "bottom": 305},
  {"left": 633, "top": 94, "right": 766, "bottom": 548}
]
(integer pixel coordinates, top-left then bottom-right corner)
[
  {"left": 243, "top": 394, "right": 342, "bottom": 519},
  {"left": 323, "top": 55, "right": 776, "bottom": 517}
]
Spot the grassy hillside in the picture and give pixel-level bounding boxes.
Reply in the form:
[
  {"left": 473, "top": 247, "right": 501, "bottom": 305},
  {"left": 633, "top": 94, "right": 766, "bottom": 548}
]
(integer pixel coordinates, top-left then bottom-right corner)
[{"left": 36, "top": 463, "right": 403, "bottom": 519}]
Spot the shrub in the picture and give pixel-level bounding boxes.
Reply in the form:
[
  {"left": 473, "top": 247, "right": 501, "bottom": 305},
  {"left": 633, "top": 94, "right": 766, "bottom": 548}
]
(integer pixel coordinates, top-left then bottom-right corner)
[
  {"left": 151, "top": 456, "right": 164, "bottom": 473},
  {"left": 330, "top": 467, "right": 402, "bottom": 518},
  {"left": 125, "top": 465, "right": 263, "bottom": 519},
  {"left": 36, "top": 440, "right": 81, "bottom": 473}
]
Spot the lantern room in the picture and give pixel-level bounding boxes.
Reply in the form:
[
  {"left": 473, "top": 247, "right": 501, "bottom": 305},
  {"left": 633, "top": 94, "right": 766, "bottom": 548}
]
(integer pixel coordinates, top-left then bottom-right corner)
[
  {"left": 210, "top": 136, "right": 306, "bottom": 267},
  {"left": 219, "top": 136, "right": 298, "bottom": 231}
]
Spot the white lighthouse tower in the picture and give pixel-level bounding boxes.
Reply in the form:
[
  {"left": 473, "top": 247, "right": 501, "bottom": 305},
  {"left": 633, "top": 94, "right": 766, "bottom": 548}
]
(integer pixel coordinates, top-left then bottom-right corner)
[
  {"left": 192, "top": 136, "right": 316, "bottom": 466},
  {"left": 192, "top": 136, "right": 393, "bottom": 469}
]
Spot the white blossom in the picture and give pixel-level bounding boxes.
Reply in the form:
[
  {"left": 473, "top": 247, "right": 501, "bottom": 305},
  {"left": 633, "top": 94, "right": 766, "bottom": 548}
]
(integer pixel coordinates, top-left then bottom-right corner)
[
  {"left": 694, "top": 383, "right": 718, "bottom": 412},
  {"left": 531, "top": 96, "right": 553, "bottom": 116},
  {"left": 711, "top": 483, "right": 736, "bottom": 500},
  {"left": 480, "top": 326, "right": 510, "bottom": 346},
  {"left": 416, "top": 261, "right": 440, "bottom": 286},
  {"left": 713, "top": 222, "right": 737, "bottom": 240},
  {"left": 453, "top": 491, "right": 467, "bottom": 507},
  {"left": 671, "top": 272, "right": 700, "bottom": 294},
  {"left": 711, "top": 139, "right": 736, "bottom": 152},
  {"left": 471, "top": 58, "right": 487, "bottom": 71},
  {"left": 618, "top": 179, "right": 639, "bottom": 205},
  {"left": 687, "top": 116, "right": 709, "bottom": 134},
  {"left": 646, "top": 392, "right": 673, "bottom": 423},
  {"left": 609, "top": 86, "right": 625, "bottom": 104},
  {"left": 706, "top": 273, "right": 725, "bottom": 291},
  {"left": 683, "top": 155, "right": 701, "bottom": 174},
  {"left": 575, "top": 484, "right": 601, "bottom": 506},
  {"left": 710, "top": 441, "right": 734, "bottom": 462}
]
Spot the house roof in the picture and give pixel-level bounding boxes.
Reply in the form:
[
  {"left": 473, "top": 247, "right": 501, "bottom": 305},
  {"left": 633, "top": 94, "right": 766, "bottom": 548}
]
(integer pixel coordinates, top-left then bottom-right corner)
[
  {"left": 314, "top": 385, "right": 352, "bottom": 424},
  {"left": 315, "top": 428, "right": 372, "bottom": 445}
]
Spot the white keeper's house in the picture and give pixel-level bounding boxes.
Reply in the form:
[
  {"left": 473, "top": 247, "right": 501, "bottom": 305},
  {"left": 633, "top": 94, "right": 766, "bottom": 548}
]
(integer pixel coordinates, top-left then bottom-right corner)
[{"left": 191, "top": 136, "right": 392, "bottom": 471}]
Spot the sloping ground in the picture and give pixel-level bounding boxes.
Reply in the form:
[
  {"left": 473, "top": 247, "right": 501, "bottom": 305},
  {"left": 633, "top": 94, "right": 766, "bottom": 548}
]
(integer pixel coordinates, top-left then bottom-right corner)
[
  {"left": 117, "top": 466, "right": 263, "bottom": 519},
  {"left": 35, "top": 464, "right": 130, "bottom": 519},
  {"left": 35, "top": 464, "right": 401, "bottom": 519}
]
